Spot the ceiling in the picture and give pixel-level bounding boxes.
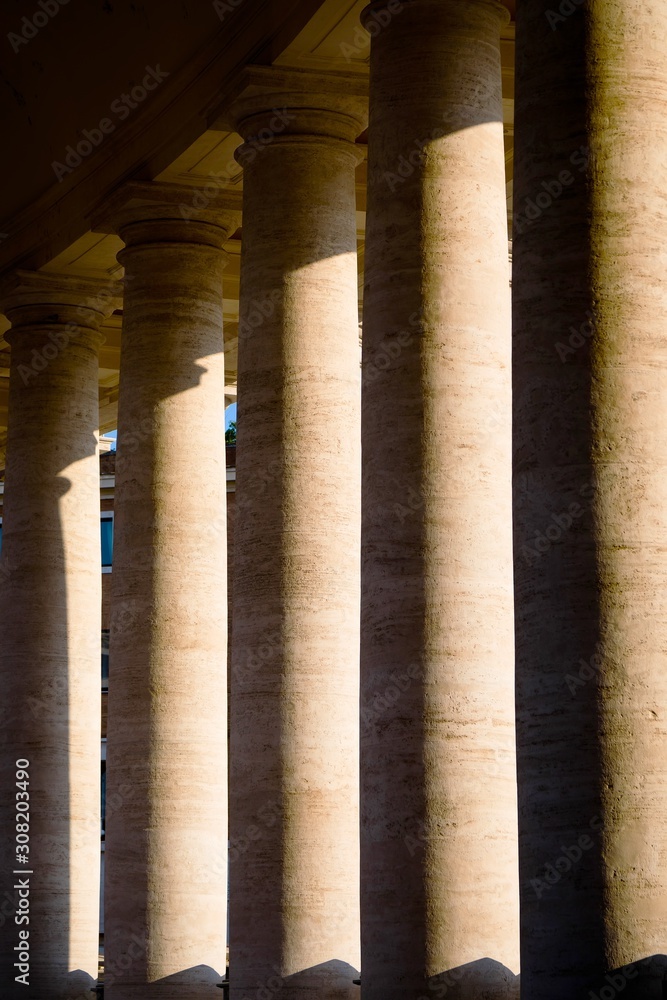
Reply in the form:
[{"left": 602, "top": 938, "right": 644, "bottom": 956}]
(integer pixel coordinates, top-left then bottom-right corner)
[{"left": 0, "top": 0, "right": 516, "bottom": 457}]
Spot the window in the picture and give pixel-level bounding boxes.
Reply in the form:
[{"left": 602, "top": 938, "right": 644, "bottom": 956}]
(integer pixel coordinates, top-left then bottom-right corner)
[
  {"left": 101, "top": 630, "right": 109, "bottom": 690},
  {"left": 101, "top": 514, "right": 114, "bottom": 571},
  {"left": 1, "top": 518, "right": 114, "bottom": 564},
  {"left": 101, "top": 760, "right": 106, "bottom": 840},
  {"left": 101, "top": 740, "right": 107, "bottom": 841}
]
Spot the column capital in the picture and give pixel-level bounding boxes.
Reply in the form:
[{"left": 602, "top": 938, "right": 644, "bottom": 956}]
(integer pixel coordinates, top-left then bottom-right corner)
[
  {"left": 90, "top": 180, "right": 242, "bottom": 249},
  {"left": 223, "top": 65, "right": 368, "bottom": 156},
  {"left": 362, "top": 0, "right": 510, "bottom": 29},
  {"left": 0, "top": 269, "right": 122, "bottom": 338}
]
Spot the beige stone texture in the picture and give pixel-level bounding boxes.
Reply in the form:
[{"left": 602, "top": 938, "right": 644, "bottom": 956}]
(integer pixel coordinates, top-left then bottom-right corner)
[
  {"left": 360, "top": 2, "right": 518, "bottom": 998},
  {"left": 103, "top": 188, "right": 239, "bottom": 1000},
  {"left": 513, "top": 2, "right": 667, "bottom": 996},
  {"left": 228, "top": 79, "right": 365, "bottom": 1000},
  {"left": 0, "top": 271, "right": 119, "bottom": 999}
]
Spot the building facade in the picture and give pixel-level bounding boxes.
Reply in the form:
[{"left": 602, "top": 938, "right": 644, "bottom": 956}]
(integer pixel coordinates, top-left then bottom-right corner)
[{"left": 1, "top": 1, "right": 667, "bottom": 999}]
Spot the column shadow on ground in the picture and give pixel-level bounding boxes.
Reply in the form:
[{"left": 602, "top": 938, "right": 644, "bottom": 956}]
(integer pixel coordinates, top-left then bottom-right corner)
[
  {"left": 426, "top": 957, "right": 518, "bottom": 1000},
  {"left": 148, "top": 959, "right": 360, "bottom": 998},
  {"left": 585, "top": 955, "right": 667, "bottom": 1000}
]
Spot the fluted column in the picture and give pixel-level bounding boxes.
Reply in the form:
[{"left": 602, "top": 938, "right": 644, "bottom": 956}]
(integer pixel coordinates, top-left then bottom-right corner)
[
  {"left": 228, "top": 73, "right": 366, "bottom": 1000},
  {"left": 514, "top": 2, "right": 667, "bottom": 996},
  {"left": 100, "top": 185, "right": 240, "bottom": 1000},
  {"left": 0, "top": 270, "right": 119, "bottom": 1000},
  {"left": 361, "top": 2, "right": 517, "bottom": 998}
]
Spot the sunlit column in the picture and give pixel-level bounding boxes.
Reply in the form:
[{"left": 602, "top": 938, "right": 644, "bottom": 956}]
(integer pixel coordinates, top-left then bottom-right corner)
[
  {"left": 228, "top": 73, "right": 366, "bottom": 1000},
  {"left": 360, "top": 2, "right": 518, "bottom": 997},
  {"left": 0, "top": 270, "right": 120, "bottom": 1000},
  {"left": 100, "top": 184, "right": 240, "bottom": 1000},
  {"left": 514, "top": 1, "right": 667, "bottom": 996}
]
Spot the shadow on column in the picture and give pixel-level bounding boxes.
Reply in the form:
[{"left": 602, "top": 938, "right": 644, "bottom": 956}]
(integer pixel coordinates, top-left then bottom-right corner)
[
  {"left": 512, "top": 3, "right": 611, "bottom": 996},
  {"left": 0, "top": 476, "right": 70, "bottom": 1000},
  {"left": 585, "top": 956, "right": 667, "bottom": 1000},
  {"left": 0, "top": 456, "right": 97, "bottom": 999},
  {"left": 105, "top": 304, "right": 229, "bottom": 998}
]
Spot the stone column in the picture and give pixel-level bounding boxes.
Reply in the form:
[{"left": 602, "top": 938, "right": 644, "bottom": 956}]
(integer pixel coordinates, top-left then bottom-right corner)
[
  {"left": 228, "top": 72, "right": 365, "bottom": 1000},
  {"left": 99, "top": 185, "right": 240, "bottom": 1000},
  {"left": 0, "top": 270, "right": 119, "bottom": 1000},
  {"left": 514, "top": 2, "right": 667, "bottom": 997},
  {"left": 361, "top": 2, "right": 518, "bottom": 998}
]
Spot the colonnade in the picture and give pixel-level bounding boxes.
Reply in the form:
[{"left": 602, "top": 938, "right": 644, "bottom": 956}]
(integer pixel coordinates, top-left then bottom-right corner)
[{"left": 1, "top": 1, "right": 667, "bottom": 998}]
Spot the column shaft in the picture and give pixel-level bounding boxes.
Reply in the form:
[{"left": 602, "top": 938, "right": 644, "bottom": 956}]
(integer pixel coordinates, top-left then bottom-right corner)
[
  {"left": 229, "top": 86, "right": 364, "bottom": 1000},
  {"left": 514, "top": 1, "right": 667, "bottom": 996},
  {"left": 361, "top": 2, "right": 518, "bottom": 997},
  {"left": 103, "top": 194, "right": 238, "bottom": 1000},
  {"left": 0, "top": 273, "right": 117, "bottom": 999}
]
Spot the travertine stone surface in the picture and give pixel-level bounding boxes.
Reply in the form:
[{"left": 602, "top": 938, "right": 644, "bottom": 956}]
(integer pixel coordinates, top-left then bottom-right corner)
[
  {"left": 229, "top": 82, "right": 365, "bottom": 1000},
  {"left": 514, "top": 2, "right": 667, "bottom": 997},
  {"left": 360, "top": 2, "right": 518, "bottom": 998},
  {"left": 0, "top": 271, "right": 119, "bottom": 999},
  {"left": 104, "top": 188, "right": 239, "bottom": 1000}
]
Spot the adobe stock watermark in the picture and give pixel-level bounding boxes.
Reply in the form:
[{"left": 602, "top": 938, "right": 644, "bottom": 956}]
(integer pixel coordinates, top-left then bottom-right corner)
[
  {"left": 380, "top": 122, "right": 448, "bottom": 192},
  {"left": 362, "top": 663, "right": 421, "bottom": 732},
  {"left": 213, "top": 0, "right": 244, "bottom": 20},
  {"left": 109, "top": 597, "right": 144, "bottom": 635},
  {"left": 520, "top": 481, "right": 593, "bottom": 565},
  {"left": 233, "top": 629, "right": 281, "bottom": 688},
  {"left": 364, "top": 310, "right": 420, "bottom": 383},
  {"left": 51, "top": 65, "right": 169, "bottom": 181},
  {"left": 417, "top": 967, "right": 466, "bottom": 1000},
  {"left": 565, "top": 643, "right": 604, "bottom": 696},
  {"left": 383, "top": 74, "right": 497, "bottom": 192},
  {"left": 16, "top": 279, "right": 123, "bottom": 385},
  {"left": 240, "top": 966, "right": 285, "bottom": 1000},
  {"left": 103, "top": 927, "right": 148, "bottom": 990},
  {"left": 515, "top": 469, "right": 537, "bottom": 503},
  {"left": 555, "top": 311, "right": 595, "bottom": 362},
  {"left": 209, "top": 799, "right": 282, "bottom": 883},
  {"left": 210, "top": 443, "right": 293, "bottom": 547},
  {"left": 391, "top": 484, "right": 424, "bottom": 525},
  {"left": 233, "top": 453, "right": 283, "bottom": 519},
  {"left": 178, "top": 108, "right": 295, "bottom": 220},
  {"left": 17, "top": 625, "right": 107, "bottom": 726},
  {"left": 402, "top": 749, "right": 512, "bottom": 857},
  {"left": 530, "top": 815, "right": 602, "bottom": 899},
  {"left": 114, "top": 414, "right": 154, "bottom": 474},
  {"left": 230, "top": 800, "right": 281, "bottom": 864},
  {"left": 545, "top": 0, "right": 584, "bottom": 31},
  {"left": 513, "top": 145, "right": 589, "bottom": 235},
  {"left": 17, "top": 326, "right": 77, "bottom": 386},
  {"left": 588, "top": 958, "right": 665, "bottom": 1000},
  {"left": 237, "top": 290, "right": 282, "bottom": 344},
  {"left": 339, "top": 0, "right": 403, "bottom": 62},
  {"left": 0, "top": 553, "right": 15, "bottom": 585},
  {"left": 7, "top": 0, "right": 70, "bottom": 54}
]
